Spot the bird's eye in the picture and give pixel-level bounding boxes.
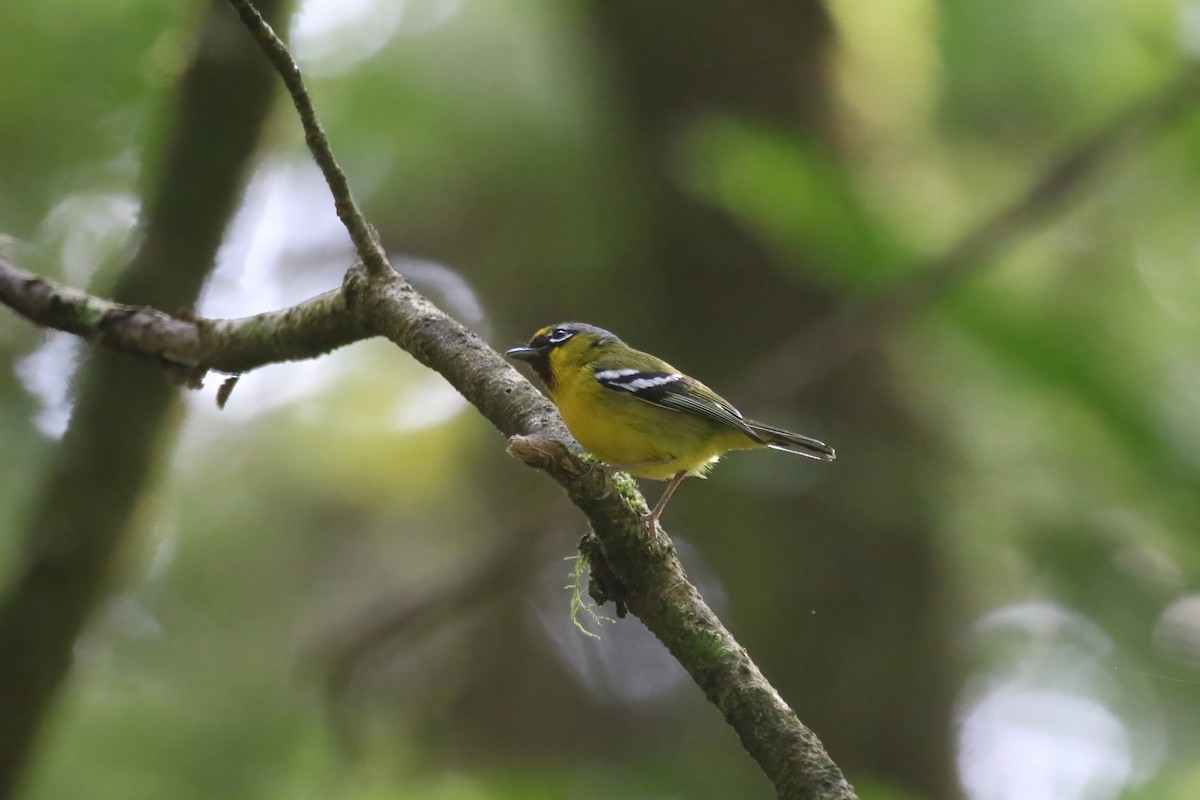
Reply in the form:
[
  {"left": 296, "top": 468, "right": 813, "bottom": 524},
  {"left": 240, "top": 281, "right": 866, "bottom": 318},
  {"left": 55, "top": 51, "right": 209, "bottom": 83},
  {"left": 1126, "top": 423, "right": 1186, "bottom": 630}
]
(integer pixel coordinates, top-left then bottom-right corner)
[{"left": 547, "top": 328, "right": 574, "bottom": 344}]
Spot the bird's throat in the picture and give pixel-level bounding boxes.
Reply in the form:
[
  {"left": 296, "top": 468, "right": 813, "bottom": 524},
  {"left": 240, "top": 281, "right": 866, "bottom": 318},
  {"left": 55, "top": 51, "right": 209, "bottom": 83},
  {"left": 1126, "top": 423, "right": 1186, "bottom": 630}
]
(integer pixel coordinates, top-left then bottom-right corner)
[{"left": 529, "top": 351, "right": 555, "bottom": 391}]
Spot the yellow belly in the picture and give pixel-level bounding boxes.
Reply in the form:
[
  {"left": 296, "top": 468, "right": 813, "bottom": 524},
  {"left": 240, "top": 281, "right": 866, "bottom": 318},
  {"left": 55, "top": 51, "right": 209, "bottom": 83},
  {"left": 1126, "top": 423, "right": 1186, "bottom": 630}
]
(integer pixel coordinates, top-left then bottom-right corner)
[{"left": 553, "top": 371, "right": 758, "bottom": 480}]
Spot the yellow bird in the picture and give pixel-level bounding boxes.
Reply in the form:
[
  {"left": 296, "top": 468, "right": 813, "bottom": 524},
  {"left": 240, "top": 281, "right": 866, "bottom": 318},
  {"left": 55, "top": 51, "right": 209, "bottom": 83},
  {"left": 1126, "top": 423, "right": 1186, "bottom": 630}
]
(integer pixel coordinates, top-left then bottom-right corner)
[{"left": 506, "top": 323, "right": 835, "bottom": 530}]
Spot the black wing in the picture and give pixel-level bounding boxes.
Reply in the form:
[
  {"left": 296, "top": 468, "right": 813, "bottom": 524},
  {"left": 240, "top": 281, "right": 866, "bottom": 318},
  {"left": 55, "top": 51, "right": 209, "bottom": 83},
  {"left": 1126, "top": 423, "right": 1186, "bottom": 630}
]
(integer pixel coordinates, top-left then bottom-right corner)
[{"left": 594, "top": 368, "right": 762, "bottom": 441}]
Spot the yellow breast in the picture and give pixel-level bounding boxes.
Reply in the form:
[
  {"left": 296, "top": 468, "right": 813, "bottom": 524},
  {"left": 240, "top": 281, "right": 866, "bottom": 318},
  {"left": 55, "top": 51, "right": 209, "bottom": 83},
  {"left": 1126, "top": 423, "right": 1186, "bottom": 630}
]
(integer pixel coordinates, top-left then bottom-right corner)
[{"left": 550, "top": 362, "right": 756, "bottom": 481}]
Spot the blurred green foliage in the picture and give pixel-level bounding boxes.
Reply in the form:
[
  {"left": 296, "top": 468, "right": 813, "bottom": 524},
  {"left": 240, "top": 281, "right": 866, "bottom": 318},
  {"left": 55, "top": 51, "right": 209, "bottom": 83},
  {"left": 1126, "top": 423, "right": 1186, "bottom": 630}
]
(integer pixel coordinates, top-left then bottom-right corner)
[{"left": 3, "top": 1, "right": 1200, "bottom": 799}]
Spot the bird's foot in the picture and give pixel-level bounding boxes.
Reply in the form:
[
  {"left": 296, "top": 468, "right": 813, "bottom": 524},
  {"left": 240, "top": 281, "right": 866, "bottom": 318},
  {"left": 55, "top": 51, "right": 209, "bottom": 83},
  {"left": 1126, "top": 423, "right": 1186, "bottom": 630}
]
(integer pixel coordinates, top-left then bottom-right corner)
[{"left": 639, "top": 509, "right": 662, "bottom": 539}]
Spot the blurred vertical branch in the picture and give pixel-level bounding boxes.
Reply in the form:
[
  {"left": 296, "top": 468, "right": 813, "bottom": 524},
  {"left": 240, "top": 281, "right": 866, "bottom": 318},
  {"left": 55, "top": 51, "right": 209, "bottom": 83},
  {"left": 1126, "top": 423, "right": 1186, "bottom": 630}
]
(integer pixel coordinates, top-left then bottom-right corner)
[
  {"left": 1, "top": 2, "right": 1195, "bottom": 797},
  {"left": 0, "top": 1, "right": 285, "bottom": 795},
  {"left": 0, "top": 1, "right": 863, "bottom": 796},
  {"left": 584, "top": 1, "right": 958, "bottom": 796}
]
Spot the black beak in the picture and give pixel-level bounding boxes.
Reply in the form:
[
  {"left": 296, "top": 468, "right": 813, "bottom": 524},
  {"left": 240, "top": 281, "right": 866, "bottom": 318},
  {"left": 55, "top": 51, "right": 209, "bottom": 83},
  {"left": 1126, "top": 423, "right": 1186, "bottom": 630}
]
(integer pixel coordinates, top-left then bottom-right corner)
[{"left": 505, "top": 345, "right": 540, "bottom": 362}]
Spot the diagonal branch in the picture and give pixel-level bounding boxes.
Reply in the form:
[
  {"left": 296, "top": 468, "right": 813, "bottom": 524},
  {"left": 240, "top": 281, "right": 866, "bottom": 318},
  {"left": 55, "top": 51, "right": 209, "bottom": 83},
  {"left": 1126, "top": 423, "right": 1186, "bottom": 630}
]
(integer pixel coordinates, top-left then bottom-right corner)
[
  {"left": 744, "top": 63, "right": 1200, "bottom": 399},
  {"left": 1, "top": 241, "right": 858, "bottom": 800},
  {"left": 1, "top": 2, "right": 859, "bottom": 797},
  {"left": 0, "top": 240, "right": 860, "bottom": 800},
  {"left": 896, "top": 64, "right": 1200, "bottom": 316},
  {"left": 225, "top": 0, "right": 392, "bottom": 280},
  {"left": 511, "top": 435, "right": 854, "bottom": 799}
]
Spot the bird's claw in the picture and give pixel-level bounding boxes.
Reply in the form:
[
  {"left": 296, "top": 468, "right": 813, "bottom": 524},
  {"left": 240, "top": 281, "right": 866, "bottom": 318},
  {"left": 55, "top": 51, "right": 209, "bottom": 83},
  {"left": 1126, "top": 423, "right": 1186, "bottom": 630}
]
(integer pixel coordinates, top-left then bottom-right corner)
[{"left": 596, "top": 464, "right": 617, "bottom": 500}]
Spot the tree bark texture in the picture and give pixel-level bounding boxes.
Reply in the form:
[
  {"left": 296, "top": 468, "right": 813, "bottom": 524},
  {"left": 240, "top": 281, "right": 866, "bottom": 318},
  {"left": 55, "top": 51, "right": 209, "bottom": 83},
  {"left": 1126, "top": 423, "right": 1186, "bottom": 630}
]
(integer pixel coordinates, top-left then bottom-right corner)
[
  {"left": 0, "top": 1, "right": 286, "bottom": 795},
  {"left": 582, "top": 2, "right": 959, "bottom": 796}
]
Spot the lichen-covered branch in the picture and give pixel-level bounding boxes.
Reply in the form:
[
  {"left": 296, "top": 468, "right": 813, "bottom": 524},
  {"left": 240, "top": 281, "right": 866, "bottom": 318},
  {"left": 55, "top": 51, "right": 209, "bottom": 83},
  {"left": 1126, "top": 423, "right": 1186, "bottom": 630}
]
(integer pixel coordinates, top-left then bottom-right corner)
[
  {"left": 0, "top": 256, "right": 367, "bottom": 376},
  {"left": 0, "top": 2, "right": 859, "bottom": 797},
  {"left": 510, "top": 435, "right": 856, "bottom": 800},
  {"left": 0, "top": 256, "right": 199, "bottom": 355},
  {"left": 0, "top": 254, "right": 858, "bottom": 800}
]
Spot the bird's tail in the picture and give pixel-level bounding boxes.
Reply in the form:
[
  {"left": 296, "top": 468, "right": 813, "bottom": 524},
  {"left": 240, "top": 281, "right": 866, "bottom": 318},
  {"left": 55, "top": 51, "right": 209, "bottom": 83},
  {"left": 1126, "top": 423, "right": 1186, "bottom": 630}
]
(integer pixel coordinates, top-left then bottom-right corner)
[{"left": 745, "top": 421, "right": 836, "bottom": 462}]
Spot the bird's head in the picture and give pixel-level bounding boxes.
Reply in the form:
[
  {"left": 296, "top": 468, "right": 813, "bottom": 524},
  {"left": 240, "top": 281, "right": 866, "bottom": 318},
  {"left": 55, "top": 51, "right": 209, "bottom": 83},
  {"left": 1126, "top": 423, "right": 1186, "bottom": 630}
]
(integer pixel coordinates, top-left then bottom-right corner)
[{"left": 505, "top": 322, "right": 618, "bottom": 390}]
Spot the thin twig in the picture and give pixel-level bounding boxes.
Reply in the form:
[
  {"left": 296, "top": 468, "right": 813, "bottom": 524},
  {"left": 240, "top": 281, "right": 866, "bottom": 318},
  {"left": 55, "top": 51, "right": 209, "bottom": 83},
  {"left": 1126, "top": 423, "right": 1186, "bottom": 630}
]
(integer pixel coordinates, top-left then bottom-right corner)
[
  {"left": 0, "top": 5, "right": 861, "bottom": 797},
  {"left": 224, "top": 0, "right": 392, "bottom": 280}
]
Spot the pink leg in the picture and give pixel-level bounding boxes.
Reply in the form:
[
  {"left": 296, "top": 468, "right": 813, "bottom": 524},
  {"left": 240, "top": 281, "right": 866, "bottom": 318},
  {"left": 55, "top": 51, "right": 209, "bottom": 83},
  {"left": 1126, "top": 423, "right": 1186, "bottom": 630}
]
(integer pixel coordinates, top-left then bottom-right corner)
[{"left": 642, "top": 471, "right": 687, "bottom": 535}]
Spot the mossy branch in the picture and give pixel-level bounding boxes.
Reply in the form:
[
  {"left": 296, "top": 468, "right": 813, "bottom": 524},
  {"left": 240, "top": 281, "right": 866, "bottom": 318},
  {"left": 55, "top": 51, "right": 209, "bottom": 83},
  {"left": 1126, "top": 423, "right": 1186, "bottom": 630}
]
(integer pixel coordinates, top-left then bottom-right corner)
[
  {"left": 0, "top": 3, "right": 859, "bottom": 798},
  {"left": 0, "top": 242, "right": 859, "bottom": 800}
]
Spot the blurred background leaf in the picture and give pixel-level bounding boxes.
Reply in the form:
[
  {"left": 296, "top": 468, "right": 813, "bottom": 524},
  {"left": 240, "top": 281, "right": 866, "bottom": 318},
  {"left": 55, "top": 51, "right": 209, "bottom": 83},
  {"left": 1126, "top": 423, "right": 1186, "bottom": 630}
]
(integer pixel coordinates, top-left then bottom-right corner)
[{"left": 3, "top": 1, "right": 1200, "bottom": 799}]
